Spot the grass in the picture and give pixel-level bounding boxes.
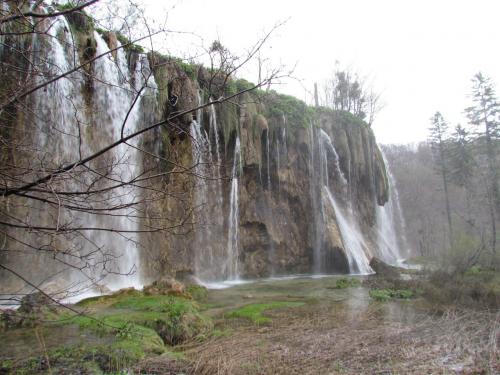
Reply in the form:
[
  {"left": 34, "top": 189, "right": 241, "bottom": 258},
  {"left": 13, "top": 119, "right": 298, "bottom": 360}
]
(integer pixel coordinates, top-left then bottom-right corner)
[
  {"left": 369, "top": 288, "right": 416, "bottom": 302},
  {"left": 424, "top": 268, "right": 500, "bottom": 308},
  {"left": 330, "top": 277, "right": 361, "bottom": 289},
  {"left": 225, "top": 301, "right": 304, "bottom": 324},
  {"left": 70, "top": 293, "right": 212, "bottom": 346},
  {"left": 186, "top": 285, "right": 209, "bottom": 301},
  {"left": 111, "top": 294, "right": 196, "bottom": 311}
]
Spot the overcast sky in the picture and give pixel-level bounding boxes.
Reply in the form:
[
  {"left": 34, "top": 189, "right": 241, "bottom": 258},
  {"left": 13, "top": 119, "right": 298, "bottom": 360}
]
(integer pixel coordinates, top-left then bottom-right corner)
[{"left": 136, "top": 0, "right": 500, "bottom": 144}]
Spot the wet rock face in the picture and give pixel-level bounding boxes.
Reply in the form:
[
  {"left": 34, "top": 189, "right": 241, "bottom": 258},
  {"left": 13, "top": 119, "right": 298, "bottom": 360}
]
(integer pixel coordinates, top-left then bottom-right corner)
[{"left": 141, "top": 66, "right": 389, "bottom": 278}]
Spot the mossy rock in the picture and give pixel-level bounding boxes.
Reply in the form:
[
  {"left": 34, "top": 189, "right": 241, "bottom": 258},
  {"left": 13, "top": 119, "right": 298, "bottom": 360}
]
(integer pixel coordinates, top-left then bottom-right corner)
[
  {"left": 71, "top": 292, "right": 213, "bottom": 346},
  {"left": 143, "top": 277, "right": 186, "bottom": 297},
  {"left": 186, "top": 285, "right": 209, "bottom": 301},
  {"left": 64, "top": 10, "right": 94, "bottom": 33},
  {"left": 370, "top": 257, "right": 401, "bottom": 279}
]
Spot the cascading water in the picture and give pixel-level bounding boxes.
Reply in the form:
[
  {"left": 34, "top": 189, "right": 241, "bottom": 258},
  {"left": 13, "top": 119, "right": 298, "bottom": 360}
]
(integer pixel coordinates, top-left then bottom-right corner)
[
  {"left": 226, "top": 137, "right": 242, "bottom": 280},
  {"left": 10, "top": 15, "right": 158, "bottom": 298},
  {"left": 282, "top": 115, "right": 288, "bottom": 159},
  {"left": 324, "top": 189, "right": 372, "bottom": 274},
  {"left": 266, "top": 131, "right": 271, "bottom": 190},
  {"left": 79, "top": 32, "right": 153, "bottom": 290},
  {"left": 276, "top": 136, "right": 281, "bottom": 193},
  {"left": 208, "top": 102, "right": 221, "bottom": 168},
  {"left": 313, "top": 127, "right": 373, "bottom": 274},
  {"left": 191, "top": 94, "right": 225, "bottom": 281},
  {"left": 308, "top": 123, "right": 324, "bottom": 274},
  {"left": 375, "top": 149, "right": 410, "bottom": 264}
]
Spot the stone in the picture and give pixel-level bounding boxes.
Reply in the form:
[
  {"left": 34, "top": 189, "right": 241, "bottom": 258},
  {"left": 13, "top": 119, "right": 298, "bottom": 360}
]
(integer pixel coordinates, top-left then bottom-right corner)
[
  {"left": 370, "top": 257, "right": 400, "bottom": 279},
  {"left": 143, "top": 277, "right": 186, "bottom": 296}
]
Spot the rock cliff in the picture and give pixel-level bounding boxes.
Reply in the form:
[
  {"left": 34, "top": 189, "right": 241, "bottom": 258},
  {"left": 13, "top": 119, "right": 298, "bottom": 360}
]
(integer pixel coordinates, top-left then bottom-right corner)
[{"left": 0, "top": 6, "right": 392, "bottom": 296}]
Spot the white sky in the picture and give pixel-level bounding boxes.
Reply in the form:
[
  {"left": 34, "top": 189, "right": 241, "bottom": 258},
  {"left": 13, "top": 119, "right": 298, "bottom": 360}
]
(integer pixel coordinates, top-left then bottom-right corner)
[{"left": 135, "top": 0, "right": 500, "bottom": 145}]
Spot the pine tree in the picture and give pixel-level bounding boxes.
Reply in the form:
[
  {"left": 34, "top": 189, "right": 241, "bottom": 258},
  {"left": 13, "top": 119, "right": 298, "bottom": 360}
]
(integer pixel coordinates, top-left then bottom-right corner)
[
  {"left": 465, "top": 72, "right": 500, "bottom": 252},
  {"left": 449, "top": 124, "right": 475, "bottom": 229},
  {"left": 429, "top": 112, "right": 453, "bottom": 247}
]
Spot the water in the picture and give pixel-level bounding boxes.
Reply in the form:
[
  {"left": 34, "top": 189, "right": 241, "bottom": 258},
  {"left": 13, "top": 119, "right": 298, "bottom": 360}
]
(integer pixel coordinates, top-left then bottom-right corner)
[
  {"left": 314, "top": 127, "right": 373, "bottom": 274},
  {"left": 308, "top": 123, "right": 324, "bottom": 274},
  {"left": 85, "top": 32, "right": 146, "bottom": 290},
  {"left": 208, "top": 102, "right": 221, "bottom": 168},
  {"left": 276, "top": 135, "right": 281, "bottom": 192},
  {"left": 226, "top": 137, "right": 242, "bottom": 280},
  {"left": 191, "top": 93, "right": 225, "bottom": 281},
  {"left": 4, "top": 18, "right": 158, "bottom": 298},
  {"left": 266, "top": 131, "right": 271, "bottom": 190},
  {"left": 375, "top": 149, "right": 410, "bottom": 264},
  {"left": 319, "top": 129, "right": 348, "bottom": 187},
  {"left": 324, "top": 188, "right": 373, "bottom": 274},
  {"left": 281, "top": 116, "right": 288, "bottom": 160}
]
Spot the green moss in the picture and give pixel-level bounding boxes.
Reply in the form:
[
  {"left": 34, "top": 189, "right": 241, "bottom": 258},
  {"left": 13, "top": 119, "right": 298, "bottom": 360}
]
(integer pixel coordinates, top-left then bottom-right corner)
[
  {"left": 115, "top": 32, "right": 144, "bottom": 54},
  {"left": 111, "top": 294, "right": 194, "bottom": 311},
  {"left": 186, "top": 285, "right": 209, "bottom": 301},
  {"left": 330, "top": 277, "right": 361, "bottom": 289},
  {"left": 226, "top": 78, "right": 255, "bottom": 96},
  {"left": 211, "top": 328, "right": 232, "bottom": 338},
  {"left": 55, "top": 2, "right": 79, "bottom": 12},
  {"left": 369, "top": 289, "right": 416, "bottom": 302},
  {"left": 3, "top": 341, "right": 149, "bottom": 374},
  {"left": 264, "top": 92, "right": 312, "bottom": 129},
  {"left": 69, "top": 293, "right": 213, "bottom": 346},
  {"left": 76, "top": 288, "right": 142, "bottom": 307},
  {"left": 225, "top": 301, "right": 304, "bottom": 324}
]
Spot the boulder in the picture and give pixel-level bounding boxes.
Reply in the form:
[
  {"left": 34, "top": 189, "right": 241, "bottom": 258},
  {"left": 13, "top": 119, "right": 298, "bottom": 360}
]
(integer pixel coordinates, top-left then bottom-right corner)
[
  {"left": 370, "top": 257, "right": 400, "bottom": 279},
  {"left": 143, "top": 277, "right": 186, "bottom": 296}
]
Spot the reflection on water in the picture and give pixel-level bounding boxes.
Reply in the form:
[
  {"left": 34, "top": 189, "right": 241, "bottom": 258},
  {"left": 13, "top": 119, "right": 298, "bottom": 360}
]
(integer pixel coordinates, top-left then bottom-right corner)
[
  {"left": 0, "top": 325, "right": 112, "bottom": 359},
  {"left": 203, "top": 275, "right": 426, "bottom": 328}
]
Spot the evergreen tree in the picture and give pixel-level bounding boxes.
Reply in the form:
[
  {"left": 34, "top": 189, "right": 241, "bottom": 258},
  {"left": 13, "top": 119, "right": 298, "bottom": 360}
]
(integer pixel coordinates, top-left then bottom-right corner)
[
  {"left": 428, "top": 112, "right": 453, "bottom": 247},
  {"left": 449, "top": 124, "right": 475, "bottom": 228},
  {"left": 465, "top": 72, "right": 500, "bottom": 252}
]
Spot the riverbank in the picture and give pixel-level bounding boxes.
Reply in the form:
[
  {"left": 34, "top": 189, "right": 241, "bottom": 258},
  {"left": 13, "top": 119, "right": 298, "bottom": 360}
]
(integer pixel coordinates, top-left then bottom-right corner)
[{"left": 1, "top": 274, "right": 498, "bottom": 374}]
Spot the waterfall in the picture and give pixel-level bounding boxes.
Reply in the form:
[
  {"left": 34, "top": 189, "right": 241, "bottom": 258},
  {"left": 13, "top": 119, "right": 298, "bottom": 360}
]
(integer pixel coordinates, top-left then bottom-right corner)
[
  {"left": 319, "top": 129, "right": 348, "bottom": 187},
  {"left": 208, "top": 102, "right": 221, "bottom": 167},
  {"left": 324, "top": 189, "right": 372, "bottom": 274},
  {"left": 33, "top": 16, "right": 84, "bottom": 165},
  {"left": 9, "top": 16, "right": 158, "bottom": 298},
  {"left": 313, "top": 127, "right": 373, "bottom": 274},
  {"left": 282, "top": 116, "right": 288, "bottom": 159},
  {"left": 308, "top": 123, "right": 323, "bottom": 274},
  {"left": 79, "top": 32, "right": 151, "bottom": 290},
  {"left": 266, "top": 131, "right": 271, "bottom": 190},
  {"left": 226, "top": 137, "right": 242, "bottom": 280},
  {"left": 276, "top": 135, "right": 281, "bottom": 192},
  {"left": 375, "top": 149, "right": 410, "bottom": 264},
  {"left": 191, "top": 94, "right": 226, "bottom": 281}
]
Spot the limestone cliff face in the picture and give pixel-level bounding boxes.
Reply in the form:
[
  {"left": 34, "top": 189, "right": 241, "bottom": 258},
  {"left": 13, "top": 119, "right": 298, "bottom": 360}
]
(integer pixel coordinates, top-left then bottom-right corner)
[
  {"left": 0, "top": 8, "right": 390, "bottom": 292},
  {"left": 140, "top": 63, "right": 389, "bottom": 279}
]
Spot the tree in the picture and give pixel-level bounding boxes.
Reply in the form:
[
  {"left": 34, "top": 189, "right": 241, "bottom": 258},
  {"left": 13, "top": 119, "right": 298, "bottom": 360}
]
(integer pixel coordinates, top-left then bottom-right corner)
[
  {"left": 0, "top": 0, "right": 285, "bottom": 304},
  {"left": 465, "top": 72, "right": 500, "bottom": 252},
  {"left": 428, "top": 112, "right": 453, "bottom": 248},
  {"left": 320, "top": 64, "right": 383, "bottom": 125},
  {"left": 448, "top": 124, "right": 476, "bottom": 229}
]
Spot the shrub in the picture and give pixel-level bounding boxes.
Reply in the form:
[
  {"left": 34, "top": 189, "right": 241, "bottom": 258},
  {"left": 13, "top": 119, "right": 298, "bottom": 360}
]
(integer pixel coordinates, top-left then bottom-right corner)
[
  {"left": 369, "top": 288, "right": 416, "bottom": 302},
  {"left": 332, "top": 277, "right": 360, "bottom": 289},
  {"left": 186, "top": 285, "right": 209, "bottom": 301}
]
